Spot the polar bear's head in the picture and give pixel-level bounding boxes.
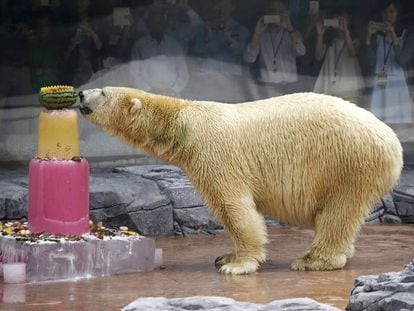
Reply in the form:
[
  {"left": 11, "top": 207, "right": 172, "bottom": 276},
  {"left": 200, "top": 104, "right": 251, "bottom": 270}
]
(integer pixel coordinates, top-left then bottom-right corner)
[
  {"left": 78, "top": 86, "right": 187, "bottom": 152},
  {"left": 79, "top": 87, "right": 144, "bottom": 124},
  {"left": 79, "top": 86, "right": 149, "bottom": 140}
]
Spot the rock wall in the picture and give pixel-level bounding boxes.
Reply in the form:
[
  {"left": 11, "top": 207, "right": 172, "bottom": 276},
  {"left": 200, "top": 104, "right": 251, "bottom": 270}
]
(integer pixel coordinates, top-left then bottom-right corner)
[
  {"left": 346, "top": 260, "right": 414, "bottom": 311},
  {"left": 1, "top": 165, "right": 414, "bottom": 236}
]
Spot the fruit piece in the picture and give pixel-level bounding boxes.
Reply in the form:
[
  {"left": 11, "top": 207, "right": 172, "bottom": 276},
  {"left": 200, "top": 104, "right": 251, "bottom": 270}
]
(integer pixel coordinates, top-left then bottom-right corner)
[{"left": 39, "top": 85, "right": 77, "bottom": 110}]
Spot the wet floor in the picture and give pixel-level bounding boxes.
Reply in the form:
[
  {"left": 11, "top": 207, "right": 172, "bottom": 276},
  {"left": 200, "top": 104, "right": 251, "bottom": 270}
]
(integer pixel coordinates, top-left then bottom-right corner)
[{"left": 1, "top": 225, "right": 413, "bottom": 311}]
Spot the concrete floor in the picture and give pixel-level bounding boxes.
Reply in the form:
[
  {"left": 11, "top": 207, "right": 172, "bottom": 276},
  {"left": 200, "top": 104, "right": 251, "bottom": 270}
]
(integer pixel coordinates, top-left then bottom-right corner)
[{"left": 1, "top": 225, "right": 413, "bottom": 311}]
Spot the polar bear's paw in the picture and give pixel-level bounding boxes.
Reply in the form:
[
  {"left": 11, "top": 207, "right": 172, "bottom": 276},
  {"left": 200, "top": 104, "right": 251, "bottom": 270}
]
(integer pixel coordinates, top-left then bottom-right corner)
[
  {"left": 218, "top": 258, "right": 260, "bottom": 275},
  {"left": 291, "top": 253, "right": 346, "bottom": 271}
]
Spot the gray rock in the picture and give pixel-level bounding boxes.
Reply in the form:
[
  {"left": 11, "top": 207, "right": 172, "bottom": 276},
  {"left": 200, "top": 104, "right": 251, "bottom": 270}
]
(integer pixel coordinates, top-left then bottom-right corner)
[
  {"left": 366, "top": 202, "right": 384, "bottom": 224},
  {"left": 392, "top": 168, "right": 414, "bottom": 223},
  {"left": 394, "top": 168, "right": 414, "bottom": 199},
  {"left": 162, "top": 183, "right": 204, "bottom": 209},
  {"left": 129, "top": 205, "right": 174, "bottom": 237},
  {"left": 120, "top": 165, "right": 177, "bottom": 178},
  {"left": 377, "top": 292, "right": 414, "bottom": 311},
  {"left": 0, "top": 169, "right": 28, "bottom": 181},
  {"left": 393, "top": 200, "right": 414, "bottom": 223},
  {"left": 347, "top": 260, "right": 414, "bottom": 311},
  {"left": 382, "top": 193, "right": 397, "bottom": 215},
  {"left": 382, "top": 214, "right": 402, "bottom": 224},
  {"left": 141, "top": 167, "right": 204, "bottom": 209},
  {"left": 122, "top": 296, "right": 340, "bottom": 311},
  {"left": 0, "top": 181, "right": 28, "bottom": 219},
  {"left": 90, "top": 204, "right": 128, "bottom": 222},
  {"left": 264, "top": 298, "right": 341, "bottom": 310},
  {"left": 90, "top": 171, "right": 170, "bottom": 212},
  {"left": 89, "top": 180, "right": 124, "bottom": 210},
  {"left": 174, "top": 206, "right": 222, "bottom": 236},
  {"left": 100, "top": 205, "right": 174, "bottom": 237}
]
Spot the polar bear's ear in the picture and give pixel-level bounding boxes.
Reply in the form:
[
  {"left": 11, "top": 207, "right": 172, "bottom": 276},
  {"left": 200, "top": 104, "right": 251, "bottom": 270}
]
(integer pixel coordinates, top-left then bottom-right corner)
[{"left": 129, "top": 98, "right": 142, "bottom": 113}]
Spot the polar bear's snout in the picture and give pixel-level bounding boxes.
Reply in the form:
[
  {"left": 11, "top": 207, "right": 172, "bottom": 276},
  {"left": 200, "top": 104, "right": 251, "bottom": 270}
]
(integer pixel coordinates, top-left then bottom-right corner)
[{"left": 79, "top": 88, "right": 104, "bottom": 115}]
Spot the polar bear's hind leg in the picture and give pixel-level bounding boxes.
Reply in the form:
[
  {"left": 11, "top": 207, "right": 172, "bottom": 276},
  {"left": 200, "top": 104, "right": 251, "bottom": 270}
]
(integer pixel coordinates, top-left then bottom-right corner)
[{"left": 291, "top": 194, "right": 367, "bottom": 271}]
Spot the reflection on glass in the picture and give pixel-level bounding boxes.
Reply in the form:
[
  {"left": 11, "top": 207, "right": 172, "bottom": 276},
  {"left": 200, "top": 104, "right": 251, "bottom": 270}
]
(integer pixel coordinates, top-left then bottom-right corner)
[{"left": 0, "top": 0, "right": 413, "bottom": 165}]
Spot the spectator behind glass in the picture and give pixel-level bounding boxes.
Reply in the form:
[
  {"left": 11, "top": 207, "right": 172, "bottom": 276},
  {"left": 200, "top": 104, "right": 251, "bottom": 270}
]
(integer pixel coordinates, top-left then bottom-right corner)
[
  {"left": 129, "top": 4, "right": 189, "bottom": 97},
  {"left": 164, "top": 0, "right": 202, "bottom": 53},
  {"left": 191, "top": 0, "right": 249, "bottom": 70},
  {"left": 360, "top": 1, "right": 414, "bottom": 124},
  {"left": 29, "top": 8, "right": 60, "bottom": 93},
  {"left": 0, "top": 13, "right": 31, "bottom": 101},
  {"left": 97, "top": 2, "right": 144, "bottom": 69},
  {"left": 64, "top": 0, "right": 103, "bottom": 87},
  {"left": 182, "top": 0, "right": 250, "bottom": 102},
  {"left": 313, "top": 10, "right": 363, "bottom": 104},
  {"left": 244, "top": 0, "right": 306, "bottom": 98}
]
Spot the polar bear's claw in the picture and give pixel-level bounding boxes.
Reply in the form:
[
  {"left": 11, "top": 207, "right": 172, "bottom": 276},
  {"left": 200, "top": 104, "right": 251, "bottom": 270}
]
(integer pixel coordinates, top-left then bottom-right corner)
[{"left": 215, "top": 253, "right": 236, "bottom": 269}]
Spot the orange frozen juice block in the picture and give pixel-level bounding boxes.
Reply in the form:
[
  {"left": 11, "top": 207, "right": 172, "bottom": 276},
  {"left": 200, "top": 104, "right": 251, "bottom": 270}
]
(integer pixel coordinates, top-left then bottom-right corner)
[{"left": 37, "top": 109, "right": 80, "bottom": 159}]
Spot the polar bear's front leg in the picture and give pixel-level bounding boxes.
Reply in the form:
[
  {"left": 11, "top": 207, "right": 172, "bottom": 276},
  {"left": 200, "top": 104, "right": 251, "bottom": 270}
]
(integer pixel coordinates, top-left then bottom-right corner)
[{"left": 208, "top": 194, "right": 268, "bottom": 275}]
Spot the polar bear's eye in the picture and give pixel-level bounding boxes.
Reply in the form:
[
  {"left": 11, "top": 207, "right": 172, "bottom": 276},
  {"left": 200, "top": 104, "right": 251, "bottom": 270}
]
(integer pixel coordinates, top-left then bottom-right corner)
[{"left": 101, "top": 90, "right": 106, "bottom": 96}]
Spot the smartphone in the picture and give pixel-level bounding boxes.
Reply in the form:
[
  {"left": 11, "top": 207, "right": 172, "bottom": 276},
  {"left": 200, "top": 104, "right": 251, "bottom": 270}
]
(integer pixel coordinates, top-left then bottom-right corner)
[
  {"left": 370, "top": 21, "right": 387, "bottom": 32},
  {"left": 309, "top": 1, "right": 319, "bottom": 15},
  {"left": 323, "top": 18, "right": 339, "bottom": 28},
  {"left": 263, "top": 15, "right": 281, "bottom": 24}
]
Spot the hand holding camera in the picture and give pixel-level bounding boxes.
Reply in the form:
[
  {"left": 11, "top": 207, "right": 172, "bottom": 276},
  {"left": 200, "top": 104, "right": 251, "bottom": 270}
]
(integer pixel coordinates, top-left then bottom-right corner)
[
  {"left": 254, "top": 17, "right": 268, "bottom": 35},
  {"left": 338, "top": 16, "right": 349, "bottom": 33},
  {"left": 315, "top": 19, "right": 326, "bottom": 36},
  {"left": 280, "top": 15, "right": 294, "bottom": 32}
]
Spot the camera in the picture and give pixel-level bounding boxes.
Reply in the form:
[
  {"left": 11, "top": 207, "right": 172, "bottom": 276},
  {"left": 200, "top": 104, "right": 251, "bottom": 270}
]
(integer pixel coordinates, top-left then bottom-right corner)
[
  {"left": 369, "top": 21, "right": 388, "bottom": 33},
  {"left": 323, "top": 18, "right": 339, "bottom": 28},
  {"left": 263, "top": 15, "right": 281, "bottom": 24}
]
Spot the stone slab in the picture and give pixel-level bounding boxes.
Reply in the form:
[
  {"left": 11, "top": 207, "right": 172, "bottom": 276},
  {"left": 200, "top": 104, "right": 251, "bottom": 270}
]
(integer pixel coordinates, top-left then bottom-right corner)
[{"left": 122, "top": 296, "right": 340, "bottom": 311}]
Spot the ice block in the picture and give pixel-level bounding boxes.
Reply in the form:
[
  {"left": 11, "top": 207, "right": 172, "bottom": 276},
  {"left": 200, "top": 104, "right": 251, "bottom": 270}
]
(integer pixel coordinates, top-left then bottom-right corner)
[
  {"left": 37, "top": 109, "right": 80, "bottom": 159},
  {"left": 0, "top": 236, "right": 155, "bottom": 283},
  {"left": 28, "top": 158, "right": 89, "bottom": 235}
]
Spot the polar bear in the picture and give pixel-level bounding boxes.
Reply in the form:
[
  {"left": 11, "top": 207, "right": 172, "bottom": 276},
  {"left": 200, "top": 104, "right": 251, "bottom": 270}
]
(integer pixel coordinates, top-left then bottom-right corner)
[{"left": 79, "top": 87, "right": 403, "bottom": 275}]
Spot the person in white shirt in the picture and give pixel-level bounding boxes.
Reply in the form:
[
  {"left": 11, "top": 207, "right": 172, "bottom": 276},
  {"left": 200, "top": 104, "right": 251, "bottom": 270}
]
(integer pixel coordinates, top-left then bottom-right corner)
[
  {"left": 313, "top": 11, "right": 363, "bottom": 104},
  {"left": 244, "top": 0, "right": 306, "bottom": 98},
  {"left": 129, "top": 5, "right": 189, "bottom": 97}
]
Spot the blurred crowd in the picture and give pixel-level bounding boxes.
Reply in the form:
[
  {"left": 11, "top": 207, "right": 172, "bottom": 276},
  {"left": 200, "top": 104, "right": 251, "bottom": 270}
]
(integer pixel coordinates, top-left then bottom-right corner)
[{"left": 0, "top": 0, "right": 413, "bottom": 124}]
